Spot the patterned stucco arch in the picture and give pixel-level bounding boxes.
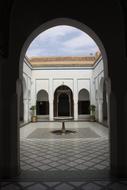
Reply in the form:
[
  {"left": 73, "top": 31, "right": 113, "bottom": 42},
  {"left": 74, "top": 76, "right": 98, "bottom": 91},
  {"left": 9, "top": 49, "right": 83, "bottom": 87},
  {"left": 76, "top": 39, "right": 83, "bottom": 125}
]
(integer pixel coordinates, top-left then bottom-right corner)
[
  {"left": 78, "top": 87, "right": 90, "bottom": 95},
  {"left": 53, "top": 82, "right": 74, "bottom": 96},
  {"left": 78, "top": 88, "right": 90, "bottom": 100},
  {"left": 53, "top": 85, "right": 74, "bottom": 117},
  {"left": 36, "top": 89, "right": 49, "bottom": 101}
]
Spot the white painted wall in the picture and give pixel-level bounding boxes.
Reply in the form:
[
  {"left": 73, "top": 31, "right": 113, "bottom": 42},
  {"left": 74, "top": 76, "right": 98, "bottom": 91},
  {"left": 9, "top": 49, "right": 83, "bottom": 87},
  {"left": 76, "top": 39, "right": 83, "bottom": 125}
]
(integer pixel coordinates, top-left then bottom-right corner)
[
  {"left": 91, "top": 58, "right": 104, "bottom": 121},
  {"left": 23, "top": 59, "right": 32, "bottom": 123},
  {"left": 23, "top": 57, "right": 104, "bottom": 122}
]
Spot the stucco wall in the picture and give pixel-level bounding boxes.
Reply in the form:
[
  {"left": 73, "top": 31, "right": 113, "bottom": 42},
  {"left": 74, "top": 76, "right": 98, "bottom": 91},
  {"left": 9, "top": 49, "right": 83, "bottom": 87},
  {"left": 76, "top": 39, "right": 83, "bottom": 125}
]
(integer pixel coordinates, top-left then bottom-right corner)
[
  {"left": 23, "top": 57, "right": 104, "bottom": 122},
  {"left": 23, "top": 59, "right": 32, "bottom": 122}
]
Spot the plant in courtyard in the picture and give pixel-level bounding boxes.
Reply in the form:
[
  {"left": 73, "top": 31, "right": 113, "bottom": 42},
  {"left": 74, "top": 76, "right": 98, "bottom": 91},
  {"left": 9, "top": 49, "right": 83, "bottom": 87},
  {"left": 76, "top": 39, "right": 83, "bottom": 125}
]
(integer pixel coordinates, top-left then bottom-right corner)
[
  {"left": 30, "top": 105, "right": 37, "bottom": 122},
  {"left": 89, "top": 104, "right": 96, "bottom": 121}
]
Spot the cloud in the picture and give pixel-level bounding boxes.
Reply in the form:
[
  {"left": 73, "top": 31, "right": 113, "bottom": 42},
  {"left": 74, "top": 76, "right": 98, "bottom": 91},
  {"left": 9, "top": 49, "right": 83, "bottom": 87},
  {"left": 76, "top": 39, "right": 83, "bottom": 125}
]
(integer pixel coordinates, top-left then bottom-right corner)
[
  {"left": 26, "top": 25, "right": 99, "bottom": 57},
  {"left": 63, "top": 33, "right": 97, "bottom": 49}
]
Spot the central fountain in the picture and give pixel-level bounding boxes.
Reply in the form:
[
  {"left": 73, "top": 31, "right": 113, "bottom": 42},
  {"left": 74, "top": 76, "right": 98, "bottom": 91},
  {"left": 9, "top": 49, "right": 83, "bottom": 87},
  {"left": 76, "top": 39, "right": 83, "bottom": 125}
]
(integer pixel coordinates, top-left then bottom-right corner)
[{"left": 51, "top": 117, "right": 77, "bottom": 135}]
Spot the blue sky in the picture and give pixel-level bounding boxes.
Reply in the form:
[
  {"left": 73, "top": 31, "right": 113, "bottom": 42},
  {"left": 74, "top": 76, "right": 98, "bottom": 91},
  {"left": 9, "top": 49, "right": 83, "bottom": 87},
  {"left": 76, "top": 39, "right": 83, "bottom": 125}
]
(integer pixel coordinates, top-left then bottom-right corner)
[{"left": 26, "top": 25, "right": 100, "bottom": 57}]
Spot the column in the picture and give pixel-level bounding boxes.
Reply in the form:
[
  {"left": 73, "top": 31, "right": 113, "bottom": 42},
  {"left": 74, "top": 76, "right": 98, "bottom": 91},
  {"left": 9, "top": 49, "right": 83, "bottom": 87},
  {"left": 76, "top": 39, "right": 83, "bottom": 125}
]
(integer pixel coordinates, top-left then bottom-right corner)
[
  {"left": 106, "top": 93, "right": 109, "bottom": 126},
  {"left": 28, "top": 99, "right": 31, "bottom": 121},
  {"left": 74, "top": 100, "right": 78, "bottom": 120},
  {"left": 98, "top": 98, "right": 103, "bottom": 123},
  {"left": 49, "top": 78, "right": 53, "bottom": 120},
  {"left": 74, "top": 78, "right": 78, "bottom": 120},
  {"left": 24, "top": 99, "right": 29, "bottom": 123},
  {"left": 49, "top": 100, "right": 53, "bottom": 120}
]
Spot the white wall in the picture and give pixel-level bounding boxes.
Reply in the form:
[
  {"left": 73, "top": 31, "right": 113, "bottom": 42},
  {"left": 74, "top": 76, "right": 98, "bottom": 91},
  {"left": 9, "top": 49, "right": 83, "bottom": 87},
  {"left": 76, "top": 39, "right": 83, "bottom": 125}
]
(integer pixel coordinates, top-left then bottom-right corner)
[
  {"left": 91, "top": 58, "right": 104, "bottom": 103},
  {"left": 31, "top": 68, "right": 92, "bottom": 104},
  {"left": 23, "top": 57, "right": 104, "bottom": 121},
  {"left": 23, "top": 59, "right": 32, "bottom": 123},
  {"left": 91, "top": 58, "right": 104, "bottom": 121}
]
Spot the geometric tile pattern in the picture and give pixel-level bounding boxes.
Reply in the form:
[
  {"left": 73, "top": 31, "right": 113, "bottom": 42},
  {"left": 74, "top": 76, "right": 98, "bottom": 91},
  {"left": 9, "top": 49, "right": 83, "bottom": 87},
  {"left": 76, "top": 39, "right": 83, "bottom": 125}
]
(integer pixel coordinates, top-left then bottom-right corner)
[
  {"left": 1, "top": 122, "right": 127, "bottom": 189},
  {"left": 20, "top": 121, "right": 110, "bottom": 181},
  {"left": 26, "top": 127, "right": 100, "bottom": 139},
  {"left": 20, "top": 137, "right": 109, "bottom": 176},
  {"left": 1, "top": 180, "right": 127, "bottom": 190}
]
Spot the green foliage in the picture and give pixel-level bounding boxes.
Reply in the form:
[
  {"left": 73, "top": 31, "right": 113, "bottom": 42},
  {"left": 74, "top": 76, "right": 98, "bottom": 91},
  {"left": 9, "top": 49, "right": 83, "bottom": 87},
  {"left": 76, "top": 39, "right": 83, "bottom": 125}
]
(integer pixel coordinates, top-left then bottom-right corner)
[
  {"left": 30, "top": 105, "right": 36, "bottom": 110},
  {"left": 89, "top": 105, "right": 96, "bottom": 115},
  {"left": 89, "top": 104, "right": 96, "bottom": 111},
  {"left": 30, "top": 105, "right": 36, "bottom": 116}
]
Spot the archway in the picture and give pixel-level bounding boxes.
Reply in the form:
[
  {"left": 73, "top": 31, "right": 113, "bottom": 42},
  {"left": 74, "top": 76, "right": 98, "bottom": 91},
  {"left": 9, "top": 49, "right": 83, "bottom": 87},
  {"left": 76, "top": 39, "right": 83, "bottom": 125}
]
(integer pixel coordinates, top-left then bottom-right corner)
[
  {"left": 19, "top": 18, "right": 110, "bottom": 179},
  {"left": 78, "top": 89, "right": 90, "bottom": 119},
  {"left": 54, "top": 85, "right": 73, "bottom": 117},
  {"left": 58, "top": 94, "right": 69, "bottom": 116},
  {"left": 0, "top": 0, "right": 125, "bottom": 179},
  {"left": 36, "top": 90, "right": 49, "bottom": 116},
  {"left": 19, "top": 18, "right": 109, "bottom": 123}
]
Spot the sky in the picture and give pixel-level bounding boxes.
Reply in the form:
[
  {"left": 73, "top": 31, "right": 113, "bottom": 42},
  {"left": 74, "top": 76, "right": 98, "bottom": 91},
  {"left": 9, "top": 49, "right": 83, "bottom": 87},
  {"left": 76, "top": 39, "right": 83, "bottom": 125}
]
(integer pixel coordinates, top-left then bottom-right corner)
[{"left": 26, "top": 25, "right": 100, "bottom": 58}]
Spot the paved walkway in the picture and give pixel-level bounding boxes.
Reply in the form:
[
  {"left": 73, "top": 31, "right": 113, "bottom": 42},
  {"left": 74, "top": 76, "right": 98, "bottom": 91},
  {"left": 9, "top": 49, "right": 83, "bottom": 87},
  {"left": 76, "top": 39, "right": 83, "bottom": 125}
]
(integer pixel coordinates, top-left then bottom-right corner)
[
  {"left": 20, "top": 122, "right": 109, "bottom": 179},
  {"left": 1, "top": 122, "right": 127, "bottom": 189}
]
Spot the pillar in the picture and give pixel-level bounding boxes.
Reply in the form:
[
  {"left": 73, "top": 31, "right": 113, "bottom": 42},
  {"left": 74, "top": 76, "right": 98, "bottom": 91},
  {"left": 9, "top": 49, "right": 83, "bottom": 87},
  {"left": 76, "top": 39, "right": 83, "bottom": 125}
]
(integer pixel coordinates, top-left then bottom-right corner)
[
  {"left": 74, "top": 101, "right": 78, "bottom": 120},
  {"left": 106, "top": 93, "right": 110, "bottom": 126},
  {"left": 98, "top": 98, "right": 103, "bottom": 123},
  {"left": 23, "top": 99, "right": 28, "bottom": 123},
  {"left": 49, "top": 78, "right": 53, "bottom": 120},
  {"left": 0, "top": 80, "right": 21, "bottom": 177},
  {"left": 74, "top": 78, "right": 78, "bottom": 120},
  {"left": 110, "top": 90, "right": 127, "bottom": 177},
  {"left": 28, "top": 99, "right": 31, "bottom": 121},
  {"left": 49, "top": 100, "right": 53, "bottom": 120}
]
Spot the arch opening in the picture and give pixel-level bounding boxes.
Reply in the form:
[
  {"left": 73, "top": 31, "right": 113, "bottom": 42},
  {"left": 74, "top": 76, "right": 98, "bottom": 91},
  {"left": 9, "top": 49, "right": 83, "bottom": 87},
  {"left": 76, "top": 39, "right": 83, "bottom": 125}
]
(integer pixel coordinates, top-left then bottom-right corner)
[
  {"left": 54, "top": 85, "right": 73, "bottom": 117},
  {"left": 78, "top": 89, "right": 90, "bottom": 117},
  {"left": 19, "top": 18, "right": 110, "bottom": 179},
  {"left": 36, "top": 90, "right": 49, "bottom": 116}
]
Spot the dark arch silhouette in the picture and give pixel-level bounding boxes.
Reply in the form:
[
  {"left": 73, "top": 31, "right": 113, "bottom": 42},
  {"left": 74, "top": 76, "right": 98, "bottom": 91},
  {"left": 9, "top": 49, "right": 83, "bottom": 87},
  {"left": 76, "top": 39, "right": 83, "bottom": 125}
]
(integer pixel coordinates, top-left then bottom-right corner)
[
  {"left": 54, "top": 85, "right": 73, "bottom": 117},
  {"left": 36, "top": 90, "right": 49, "bottom": 115},
  {"left": 58, "top": 93, "right": 69, "bottom": 116},
  {"left": 78, "top": 89, "right": 90, "bottom": 115}
]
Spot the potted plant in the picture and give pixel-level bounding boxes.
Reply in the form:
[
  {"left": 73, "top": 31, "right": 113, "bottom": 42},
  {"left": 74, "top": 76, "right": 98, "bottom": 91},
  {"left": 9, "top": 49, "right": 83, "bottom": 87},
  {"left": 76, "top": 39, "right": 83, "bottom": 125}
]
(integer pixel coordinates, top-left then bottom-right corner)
[
  {"left": 30, "top": 105, "right": 37, "bottom": 122},
  {"left": 89, "top": 104, "right": 96, "bottom": 121}
]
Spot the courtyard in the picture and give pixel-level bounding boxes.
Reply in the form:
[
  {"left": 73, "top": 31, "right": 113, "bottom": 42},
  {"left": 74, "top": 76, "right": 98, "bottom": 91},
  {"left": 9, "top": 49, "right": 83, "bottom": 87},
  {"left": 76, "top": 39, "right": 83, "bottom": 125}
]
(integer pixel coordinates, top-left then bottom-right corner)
[
  {"left": 20, "top": 121, "right": 109, "bottom": 180},
  {"left": 1, "top": 121, "right": 127, "bottom": 190},
  {"left": 2, "top": 122, "right": 127, "bottom": 189}
]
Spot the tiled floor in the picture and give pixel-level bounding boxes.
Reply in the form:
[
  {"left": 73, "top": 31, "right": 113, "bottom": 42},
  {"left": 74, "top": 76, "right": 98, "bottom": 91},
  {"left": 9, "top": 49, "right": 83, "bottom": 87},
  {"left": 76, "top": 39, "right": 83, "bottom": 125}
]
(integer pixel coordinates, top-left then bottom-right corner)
[
  {"left": 1, "top": 122, "right": 127, "bottom": 189},
  {"left": 20, "top": 137, "right": 109, "bottom": 179},
  {"left": 1, "top": 180, "right": 127, "bottom": 190},
  {"left": 20, "top": 122, "right": 109, "bottom": 179}
]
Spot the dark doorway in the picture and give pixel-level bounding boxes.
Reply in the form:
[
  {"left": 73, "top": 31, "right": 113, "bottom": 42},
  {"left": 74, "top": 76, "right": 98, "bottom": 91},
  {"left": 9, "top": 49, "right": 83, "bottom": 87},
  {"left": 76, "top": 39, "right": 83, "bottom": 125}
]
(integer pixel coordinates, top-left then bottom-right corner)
[
  {"left": 36, "top": 90, "right": 49, "bottom": 115},
  {"left": 54, "top": 85, "right": 74, "bottom": 117},
  {"left": 58, "top": 93, "right": 69, "bottom": 116},
  {"left": 36, "top": 101, "right": 49, "bottom": 115},
  {"left": 78, "top": 89, "right": 90, "bottom": 116},
  {"left": 78, "top": 100, "right": 90, "bottom": 114}
]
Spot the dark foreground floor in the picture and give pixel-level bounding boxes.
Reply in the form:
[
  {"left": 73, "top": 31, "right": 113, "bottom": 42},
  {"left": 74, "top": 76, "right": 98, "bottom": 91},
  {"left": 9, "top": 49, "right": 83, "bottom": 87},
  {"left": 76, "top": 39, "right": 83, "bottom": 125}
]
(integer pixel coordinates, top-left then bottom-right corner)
[{"left": 1, "top": 179, "right": 127, "bottom": 190}]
